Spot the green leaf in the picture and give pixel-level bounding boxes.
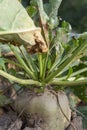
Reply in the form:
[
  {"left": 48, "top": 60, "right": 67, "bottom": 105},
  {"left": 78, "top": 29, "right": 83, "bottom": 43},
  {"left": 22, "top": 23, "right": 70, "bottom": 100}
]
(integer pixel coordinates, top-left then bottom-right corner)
[
  {"left": 0, "top": 95, "right": 11, "bottom": 106},
  {"left": 30, "top": 0, "right": 49, "bottom": 24},
  {"left": 62, "top": 21, "right": 72, "bottom": 32},
  {"left": 9, "top": 45, "right": 36, "bottom": 80},
  {"left": 71, "top": 68, "right": 87, "bottom": 77},
  {"left": 33, "top": 0, "right": 50, "bottom": 45},
  {"left": 38, "top": 53, "right": 43, "bottom": 79},
  {"left": 73, "top": 85, "right": 87, "bottom": 102},
  {"left": 0, "top": 58, "right": 6, "bottom": 71},
  {"left": 0, "top": 0, "right": 47, "bottom": 53},
  {"left": 79, "top": 32, "right": 87, "bottom": 39},
  {"left": 19, "top": 46, "right": 38, "bottom": 77},
  {"left": 78, "top": 106, "right": 87, "bottom": 128},
  {"left": 66, "top": 67, "right": 73, "bottom": 79},
  {"left": 45, "top": 36, "right": 87, "bottom": 82},
  {"left": 18, "top": 0, "right": 21, "bottom": 2},
  {"left": 49, "top": 0, "right": 62, "bottom": 28},
  {"left": 26, "top": 6, "right": 37, "bottom": 18},
  {"left": 0, "top": 44, "right": 11, "bottom": 55},
  {"left": 49, "top": 0, "right": 62, "bottom": 17},
  {"left": 4, "top": 58, "right": 22, "bottom": 68},
  {"left": 8, "top": 68, "right": 17, "bottom": 77},
  {"left": 43, "top": 3, "right": 51, "bottom": 16}
]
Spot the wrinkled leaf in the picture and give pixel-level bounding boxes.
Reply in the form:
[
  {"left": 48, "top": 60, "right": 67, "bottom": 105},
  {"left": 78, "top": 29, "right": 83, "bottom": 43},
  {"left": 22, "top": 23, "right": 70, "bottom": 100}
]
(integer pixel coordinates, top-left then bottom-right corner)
[{"left": 0, "top": 0, "right": 47, "bottom": 53}]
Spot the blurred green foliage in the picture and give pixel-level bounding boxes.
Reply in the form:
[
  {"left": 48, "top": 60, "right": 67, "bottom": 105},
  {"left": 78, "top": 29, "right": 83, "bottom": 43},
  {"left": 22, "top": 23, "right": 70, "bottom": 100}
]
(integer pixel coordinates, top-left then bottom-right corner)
[
  {"left": 59, "top": 0, "right": 87, "bottom": 32},
  {"left": 21, "top": 0, "right": 87, "bottom": 32}
]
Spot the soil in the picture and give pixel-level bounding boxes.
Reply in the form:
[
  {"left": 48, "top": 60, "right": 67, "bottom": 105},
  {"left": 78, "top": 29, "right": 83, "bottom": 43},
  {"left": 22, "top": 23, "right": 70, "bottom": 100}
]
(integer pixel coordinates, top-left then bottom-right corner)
[
  {"left": 0, "top": 79, "right": 86, "bottom": 130},
  {"left": 0, "top": 107, "right": 86, "bottom": 130}
]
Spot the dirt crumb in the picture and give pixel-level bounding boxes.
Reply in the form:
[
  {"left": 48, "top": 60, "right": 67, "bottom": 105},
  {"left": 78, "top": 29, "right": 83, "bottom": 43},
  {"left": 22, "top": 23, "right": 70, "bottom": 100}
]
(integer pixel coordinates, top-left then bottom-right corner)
[{"left": 7, "top": 119, "right": 22, "bottom": 130}]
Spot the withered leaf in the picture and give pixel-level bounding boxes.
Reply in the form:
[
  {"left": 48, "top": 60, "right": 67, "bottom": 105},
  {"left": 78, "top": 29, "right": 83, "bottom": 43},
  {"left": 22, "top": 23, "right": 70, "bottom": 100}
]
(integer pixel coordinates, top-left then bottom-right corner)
[{"left": 0, "top": 0, "right": 48, "bottom": 53}]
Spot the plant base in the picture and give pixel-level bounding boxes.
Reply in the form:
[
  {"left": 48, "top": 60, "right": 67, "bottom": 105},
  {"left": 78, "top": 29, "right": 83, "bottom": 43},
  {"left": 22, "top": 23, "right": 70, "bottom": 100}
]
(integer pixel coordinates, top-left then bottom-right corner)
[{"left": 15, "top": 89, "right": 71, "bottom": 130}]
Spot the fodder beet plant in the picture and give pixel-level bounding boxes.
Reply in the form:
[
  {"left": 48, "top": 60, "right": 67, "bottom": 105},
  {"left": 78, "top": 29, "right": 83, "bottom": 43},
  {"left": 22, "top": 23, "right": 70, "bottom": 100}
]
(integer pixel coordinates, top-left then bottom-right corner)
[{"left": 0, "top": 0, "right": 87, "bottom": 130}]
